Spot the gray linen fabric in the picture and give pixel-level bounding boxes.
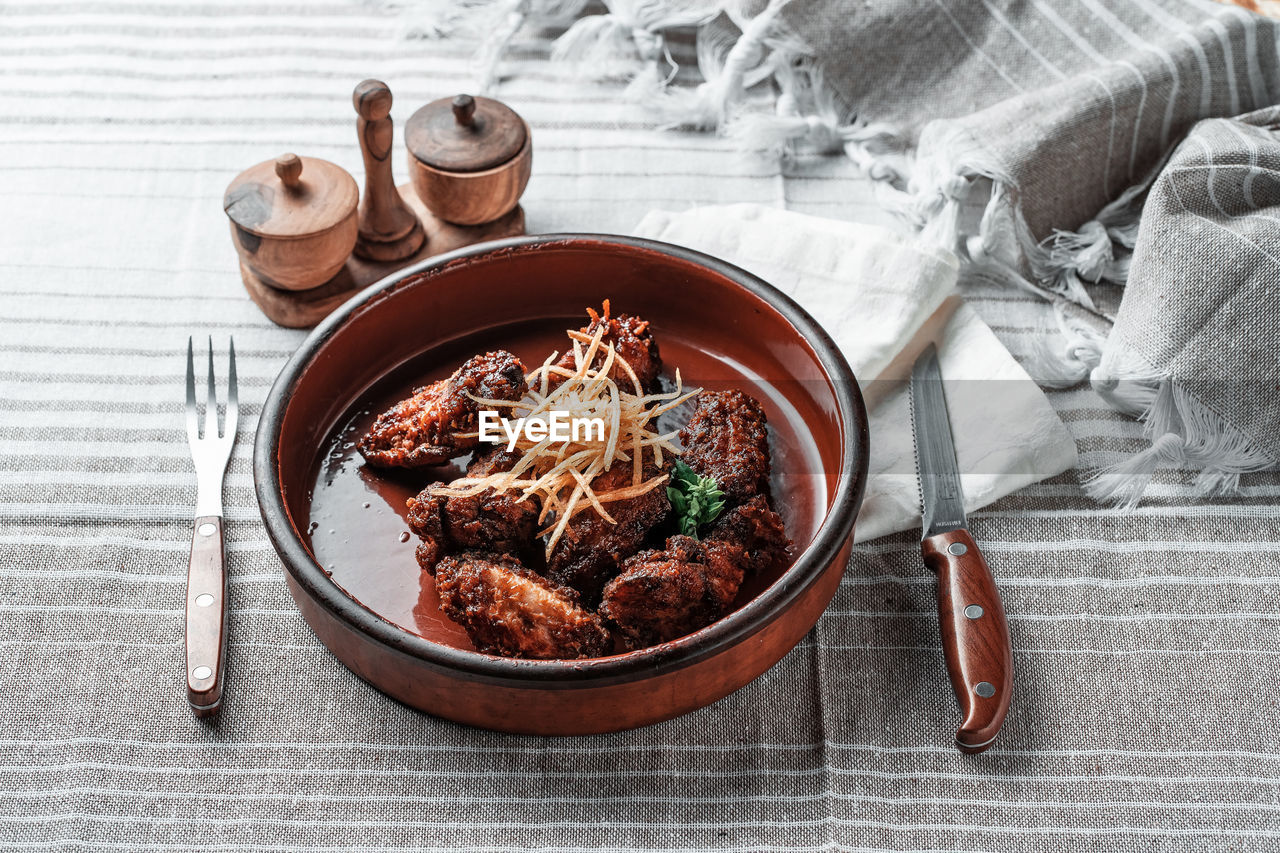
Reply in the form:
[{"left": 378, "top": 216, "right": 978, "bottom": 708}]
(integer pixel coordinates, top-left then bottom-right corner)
[
  {"left": 3, "top": 2, "right": 1280, "bottom": 850},
  {"left": 780, "top": 0, "right": 1280, "bottom": 271},
  {"left": 1092, "top": 105, "right": 1280, "bottom": 480},
  {"left": 765, "top": 0, "right": 1280, "bottom": 496}
]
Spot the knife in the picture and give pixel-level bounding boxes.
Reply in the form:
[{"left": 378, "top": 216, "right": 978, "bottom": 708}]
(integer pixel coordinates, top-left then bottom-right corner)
[{"left": 909, "top": 343, "right": 1013, "bottom": 754}]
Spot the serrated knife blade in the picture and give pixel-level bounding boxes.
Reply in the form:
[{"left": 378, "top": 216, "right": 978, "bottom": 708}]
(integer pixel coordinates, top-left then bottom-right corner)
[
  {"left": 909, "top": 343, "right": 1013, "bottom": 755},
  {"left": 910, "top": 345, "right": 967, "bottom": 539}
]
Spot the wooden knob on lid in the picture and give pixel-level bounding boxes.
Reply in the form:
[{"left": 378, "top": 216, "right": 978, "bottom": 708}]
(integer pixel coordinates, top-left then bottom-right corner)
[
  {"left": 452, "top": 94, "right": 476, "bottom": 128},
  {"left": 275, "top": 154, "right": 303, "bottom": 189}
]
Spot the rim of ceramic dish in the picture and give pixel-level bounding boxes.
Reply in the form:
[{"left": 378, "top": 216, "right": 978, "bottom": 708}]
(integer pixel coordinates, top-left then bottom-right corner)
[{"left": 254, "top": 234, "right": 869, "bottom": 688}]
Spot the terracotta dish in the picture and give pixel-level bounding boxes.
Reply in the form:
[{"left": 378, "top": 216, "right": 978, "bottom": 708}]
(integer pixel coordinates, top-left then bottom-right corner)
[{"left": 254, "top": 235, "right": 869, "bottom": 735}]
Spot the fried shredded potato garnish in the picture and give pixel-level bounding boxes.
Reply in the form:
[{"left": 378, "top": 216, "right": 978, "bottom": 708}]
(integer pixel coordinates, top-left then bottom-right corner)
[{"left": 429, "top": 316, "right": 698, "bottom": 559}]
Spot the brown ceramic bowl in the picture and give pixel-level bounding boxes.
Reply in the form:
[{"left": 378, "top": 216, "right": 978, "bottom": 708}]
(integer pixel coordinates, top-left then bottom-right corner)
[{"left": 254, "top": 235, "right": 868, "bottom": 735}]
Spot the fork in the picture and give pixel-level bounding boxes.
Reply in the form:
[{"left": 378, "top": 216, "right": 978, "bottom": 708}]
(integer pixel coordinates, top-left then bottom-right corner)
[{"left": 184, "top": 336, "right": 237, "bottom": 717}]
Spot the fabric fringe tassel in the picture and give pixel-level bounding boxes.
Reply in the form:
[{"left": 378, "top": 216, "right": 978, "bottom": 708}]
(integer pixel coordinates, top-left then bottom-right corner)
[
  {"left": 1085, "top": 378, "right": 1275, "bottom": 508},
  {"left": 880, "top": 123, "right": 1014, "bottom": 257},
  {"left": 468, "top": 0, "right": 593, "bottom": 92},
  {"left": 1021, "top": 164, "right": 1163, "bottom": 301},
  {"left": 381, "top": 0, "right": 498, "bottom": 41},
  {"left": 974, "top": 180, "right": 1099, "bottom": 308},
  {"left": 900, "top": 124, "right": 1164, "bottom": 314},
  {"left": 472, "top": 0, "right": 531, "bottom": 93},
  {"left": 549, "top": 2, "right": 715, "bottom": 83},
  {"left": 641, "top": 0, "right": 799, "bottom": 130},
  {"left": 551, "top": 13, "right": 654, "bottom": 79},
  {"left": 1021, "top": 300, "right": 1109, "bottom": 388},
  {"left": 725, "top": 64, "right": 909, "bottom": 185},
  {"left": 1090, "top": 340, "right": 1163, "bottom": 417}
]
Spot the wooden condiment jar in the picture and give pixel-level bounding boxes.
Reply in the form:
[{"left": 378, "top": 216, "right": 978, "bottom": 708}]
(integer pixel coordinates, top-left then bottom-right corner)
[
  {"left": 223, "top": 154, "right": 358, "bottom": 291},
  {"left": 227, "top": 82, "right": 528, "bottom": 330},
  {"left": 404, "top": 94, "right": 532, "bottom": 226}
]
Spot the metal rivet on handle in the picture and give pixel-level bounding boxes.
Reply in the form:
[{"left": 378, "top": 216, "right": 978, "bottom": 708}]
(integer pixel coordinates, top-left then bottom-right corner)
[
  {"left": 947, "top": 542, "right": 968, "bottom": 556},
  {"left": 195, "top": 594, "right": 214, "bottom": 607},
  {"left": 975, "top": 681, "right": 995, "bottom": 698},
  {"left": 198, "top": 522, "right": 216, "bottom": 536},
  {"left": 192, "top": 666, "right": 212, "bottom": 681},
  {"left": 964, "top": 604, "right": 984, "bottom": 619}
]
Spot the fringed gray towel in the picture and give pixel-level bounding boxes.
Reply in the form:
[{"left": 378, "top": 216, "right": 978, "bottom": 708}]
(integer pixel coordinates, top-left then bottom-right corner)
[
  {"left": 433, "top": 0, "right": 1280, "bottom": 502},
  {"left": 1088, "top": 105, "right": 1280, "bottom": 505}
]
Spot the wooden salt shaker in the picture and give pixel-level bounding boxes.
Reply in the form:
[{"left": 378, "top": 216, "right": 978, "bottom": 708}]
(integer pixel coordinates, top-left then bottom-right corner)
[
  {"left": 223, "top": 153, "right": 358, "bottom": 291},
  {"left": 404, "top": 93, "right": 532, "bottom": 226}
]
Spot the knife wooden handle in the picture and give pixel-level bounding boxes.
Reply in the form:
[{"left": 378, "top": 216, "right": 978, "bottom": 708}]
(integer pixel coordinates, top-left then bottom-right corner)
[
  {"left": 923, "top": 529, "right": 1012, "bottom": 754},
  {"left": 185, "top": 515, "right": 228, "bottom": 717}
]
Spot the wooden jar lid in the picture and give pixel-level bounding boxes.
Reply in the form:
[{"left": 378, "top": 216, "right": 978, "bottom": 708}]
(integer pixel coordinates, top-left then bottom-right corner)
[
  {"left": 404, "top": 94, "right": 527, "bottom": 173},
  {"left": 224, "top": 154, "right": 358, "bottom": 239}
]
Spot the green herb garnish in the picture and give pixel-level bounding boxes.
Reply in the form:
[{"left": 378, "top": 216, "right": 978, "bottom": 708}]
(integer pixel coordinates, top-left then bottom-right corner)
[{"left": 667, "top": 459, "right": 726, "bottom": 539}]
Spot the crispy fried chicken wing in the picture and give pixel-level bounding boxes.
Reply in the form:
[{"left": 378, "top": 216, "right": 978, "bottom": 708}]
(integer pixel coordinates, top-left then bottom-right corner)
[
  {"left": 599, "top": 535, "right": 746, "bottom": 648},
  {"left": 406, "top": 448, "right": 539, "bottom": 574},
  {"left": 705, "top": 495, "right": 791, "bottom": 576},
  {"left": 546, "top": 461, "right": 669, "bottom": 603},
  {"left": 359, "top": 351, "right": 527, "bottom": 469},
  {"left": 678, "top": 390, "right": 771, "bottom": 505},
  {"left": 551, "top": 306, "right": 661, "bottom": 393},
  {"left": 435, "top": 552, "right": 610, "bottom": 659},
  {"left": 597, "top": 491, "right": 790, "bottom": 649}
]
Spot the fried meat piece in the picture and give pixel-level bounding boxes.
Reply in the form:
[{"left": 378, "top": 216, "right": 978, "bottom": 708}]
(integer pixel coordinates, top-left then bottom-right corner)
[
  {"left": 551, "top": 308, "right": 661, "bottom": 393},
  {"left": 705, "top": 495, "right": 791, "bottom": 576},
  {"left": 599, "top": 535, "right": 746, "bottom": 648},
  {"left": 598, "top": 496, "right": 790, "bottom": 648},
  {"left": 405, "top": 448, "right": 538, "bottom": 574},
  {"left": 678, "top": 390, "right": 771, "bottom": 505},
  {"left": 415, "top": 539, "right": 445, "bottom": 576},
  {"left": 466, "top": 446, "right": 523, "bottom": 478},
  {"left": 406, "top": 491, "right": 449, "bottom": 573},
  {"left": 546, "top": 461, "right": 669, "bottom": 603},
  {"left": 435, "top": 552, "right": 610, "bottom": 659},
  {"left": 359, "top": 351, "right": 527, "bottom": 469}
]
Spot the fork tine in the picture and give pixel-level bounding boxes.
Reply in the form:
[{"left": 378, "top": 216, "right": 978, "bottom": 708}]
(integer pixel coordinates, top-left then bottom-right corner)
[
  {"left": 185, "top": 337, "right": 199, "bottom": 445},
  {"left": 224, "top": 337, "right": 238, "bottom": 441},
  {"left": 204, "top": 335, "right": 218, "bottom": 441}
]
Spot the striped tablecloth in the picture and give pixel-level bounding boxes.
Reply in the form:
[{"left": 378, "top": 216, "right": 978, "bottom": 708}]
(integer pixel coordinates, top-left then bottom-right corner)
[{"left": 3, "top": 2, "right": 1278, "bottom": 850}]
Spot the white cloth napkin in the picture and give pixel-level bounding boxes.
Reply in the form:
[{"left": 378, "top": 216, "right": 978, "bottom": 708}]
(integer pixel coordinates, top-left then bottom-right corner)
[{"left": 634, "top": 204, "right": 1077, "bottom": 542}]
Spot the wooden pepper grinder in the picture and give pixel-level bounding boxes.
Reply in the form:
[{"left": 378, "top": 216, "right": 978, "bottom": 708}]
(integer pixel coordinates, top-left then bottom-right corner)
[{"left": 352, "top": 79, "right": 425, "bottom": 261}]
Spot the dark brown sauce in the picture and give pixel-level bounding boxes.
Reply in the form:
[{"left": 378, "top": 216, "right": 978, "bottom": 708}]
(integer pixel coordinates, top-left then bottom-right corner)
[{"left": 305, "top": 317, "right": 826, "bottom": 652}]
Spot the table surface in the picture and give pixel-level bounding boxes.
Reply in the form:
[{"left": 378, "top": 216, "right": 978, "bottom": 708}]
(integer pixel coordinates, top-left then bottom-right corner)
[{"left": 2, "top": 2, "right": 1278, "bottom": 850}]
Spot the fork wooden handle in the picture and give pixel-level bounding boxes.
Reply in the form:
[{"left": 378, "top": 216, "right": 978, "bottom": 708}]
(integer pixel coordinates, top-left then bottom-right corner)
[{"left": 186, "top": 515, "right": 228, "bottom": 717}]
